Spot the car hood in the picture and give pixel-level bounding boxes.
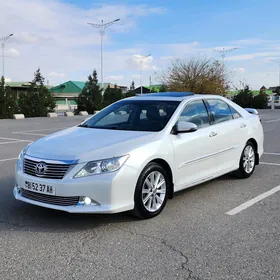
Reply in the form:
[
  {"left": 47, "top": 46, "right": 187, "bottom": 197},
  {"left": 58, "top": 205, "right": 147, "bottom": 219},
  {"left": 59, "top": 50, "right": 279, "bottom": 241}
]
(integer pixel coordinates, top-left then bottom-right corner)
[{"left": 26, "top": 126, "right": 157, "bottom": 162}]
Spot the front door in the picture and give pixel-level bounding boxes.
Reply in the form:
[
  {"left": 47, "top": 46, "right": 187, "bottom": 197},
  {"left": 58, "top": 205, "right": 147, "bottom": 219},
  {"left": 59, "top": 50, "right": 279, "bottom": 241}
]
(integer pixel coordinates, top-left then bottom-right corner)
[{"left": 170, "top": 99, "right": 219, "bottom": 191}]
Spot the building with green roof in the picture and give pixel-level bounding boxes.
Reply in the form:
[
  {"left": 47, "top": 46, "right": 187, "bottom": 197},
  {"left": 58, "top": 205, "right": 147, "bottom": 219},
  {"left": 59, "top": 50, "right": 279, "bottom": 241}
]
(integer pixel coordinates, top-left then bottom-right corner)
[{"left": 50, "top": 80, "right": 128, "bottom": 112}]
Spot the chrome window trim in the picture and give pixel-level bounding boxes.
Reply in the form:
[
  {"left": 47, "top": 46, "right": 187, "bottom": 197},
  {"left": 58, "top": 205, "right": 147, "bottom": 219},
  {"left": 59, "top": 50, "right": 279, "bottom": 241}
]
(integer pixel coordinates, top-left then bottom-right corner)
[{"left": 24, "top": 154, "right": 78, "bottom": 165}]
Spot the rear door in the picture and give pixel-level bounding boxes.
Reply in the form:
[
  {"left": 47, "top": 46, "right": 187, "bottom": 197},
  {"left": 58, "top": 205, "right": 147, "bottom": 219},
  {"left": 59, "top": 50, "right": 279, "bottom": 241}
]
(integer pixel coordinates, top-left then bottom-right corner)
[
  {"left": 204, "top": 98, "right": 248, "bottom": 174},
  {"left": 171, "top": 99, "right": 219, "bottom": 191}
]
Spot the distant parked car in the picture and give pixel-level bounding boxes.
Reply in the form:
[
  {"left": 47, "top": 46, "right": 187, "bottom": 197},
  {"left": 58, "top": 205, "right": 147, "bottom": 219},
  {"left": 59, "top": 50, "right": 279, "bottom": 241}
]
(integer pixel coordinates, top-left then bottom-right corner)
[{"left": 13, "top": 92, "right": 264, "bottom": 219}]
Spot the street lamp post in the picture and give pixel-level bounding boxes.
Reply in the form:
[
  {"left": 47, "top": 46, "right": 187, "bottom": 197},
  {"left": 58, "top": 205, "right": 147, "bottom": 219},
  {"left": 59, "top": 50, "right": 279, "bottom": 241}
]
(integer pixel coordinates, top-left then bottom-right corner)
[
  {"left": 212, "top": 47, "right": 239, "bottom": 62},
  {"left": 139, "top": 54, "right": 151, "bottom": 94},
  {"left": 271, "top": 59, "right": 280, "bottom": 87},
  {"left": 1, "top": 33, "right": 13, "bottom": 78},
  {"left": 270, "top": 59, "right": 280, "bottom": 110},
  {"left": 87, "top": 19, "right": 120, "bottom": 90}
]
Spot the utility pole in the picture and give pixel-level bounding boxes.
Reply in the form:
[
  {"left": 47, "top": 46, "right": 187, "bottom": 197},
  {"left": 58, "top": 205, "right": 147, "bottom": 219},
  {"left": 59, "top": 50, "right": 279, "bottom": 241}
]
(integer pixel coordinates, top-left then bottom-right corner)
[
  {"left": 212, "top": 47, "right": 239, "bottom": 62},
  {"left": 139, "top": 54, "right": 151, "bottom": 94},
  {"left": 87, "top": 19, "right": 120, "bottom": 90},
  {"left": 0, "top": 33, "right": 13, "bottom": 78}
]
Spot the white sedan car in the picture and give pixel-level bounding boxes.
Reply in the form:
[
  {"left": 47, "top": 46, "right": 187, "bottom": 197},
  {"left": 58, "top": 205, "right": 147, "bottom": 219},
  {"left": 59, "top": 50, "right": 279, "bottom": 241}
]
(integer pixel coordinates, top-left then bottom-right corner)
[{"left": 13, "top": 92, "right": 264, "bottom": 219}]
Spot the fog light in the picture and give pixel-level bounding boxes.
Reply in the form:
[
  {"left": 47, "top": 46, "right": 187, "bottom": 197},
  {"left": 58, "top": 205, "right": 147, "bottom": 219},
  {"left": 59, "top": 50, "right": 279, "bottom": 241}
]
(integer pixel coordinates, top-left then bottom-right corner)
[
  {"left": 84, "top": 197, "right": 91, "bottom": 205},
  {"left": 78, "top": 196, "right": 99, "bottom": 206}
]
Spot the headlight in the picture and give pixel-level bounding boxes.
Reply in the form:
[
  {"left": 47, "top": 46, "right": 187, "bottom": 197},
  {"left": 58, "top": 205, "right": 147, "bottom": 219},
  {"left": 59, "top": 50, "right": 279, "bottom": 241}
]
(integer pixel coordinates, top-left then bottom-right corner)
[
  {"left": 17, "top": 144, "right": 31, "bottom": 171},
  {"left": 74, "top": 155, "right": 129, "bottom": 178}
]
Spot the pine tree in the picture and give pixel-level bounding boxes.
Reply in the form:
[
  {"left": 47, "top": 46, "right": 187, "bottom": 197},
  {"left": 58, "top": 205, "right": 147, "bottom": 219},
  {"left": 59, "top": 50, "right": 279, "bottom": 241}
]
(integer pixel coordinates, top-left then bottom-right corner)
[
  {"left": 102, "top": 84, "right": 123, "bottom": 108},
  {"left": 92, "top": 70, "right": 102, "bottom": 110},
  {"left": 130, "top": 81, "right": 135, "bottom": 90},
  {"left": 125, "top": 81, "right": 136, "bottom": 98},
  {"left": 76, "top": 70, "right": 103, "bottom": 114},
  {"left": 18, "top": 68, "right": 55, "bottom": 117},
  {"left": 0, "top": 76, "right": 5, "bottom": 118},
  {"left": 0, "top": 76, "right": 18, "bottom": 119},
  {"left": 5, "top": 85, "right": 19, "bottom": 118}
]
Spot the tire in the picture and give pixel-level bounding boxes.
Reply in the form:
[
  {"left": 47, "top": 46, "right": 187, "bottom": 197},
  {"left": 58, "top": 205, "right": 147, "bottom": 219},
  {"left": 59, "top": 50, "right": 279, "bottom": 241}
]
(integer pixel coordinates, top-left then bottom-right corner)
[
  {"left": 234, "top": 141, "right": 257, "bottom": 178},
  {"left": 132, "top": 162, "right": 171, "bottom": 219}
]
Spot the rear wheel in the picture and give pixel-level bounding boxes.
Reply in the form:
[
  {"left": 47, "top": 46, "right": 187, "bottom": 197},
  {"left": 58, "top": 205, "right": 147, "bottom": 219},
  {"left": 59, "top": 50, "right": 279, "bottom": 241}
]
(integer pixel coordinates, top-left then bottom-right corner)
[
  {"left": 132, "top": 162, "right": 170, "bottom": 219},
  {"left": 235, "top": 141, "right": 256, "bottom": 178}
]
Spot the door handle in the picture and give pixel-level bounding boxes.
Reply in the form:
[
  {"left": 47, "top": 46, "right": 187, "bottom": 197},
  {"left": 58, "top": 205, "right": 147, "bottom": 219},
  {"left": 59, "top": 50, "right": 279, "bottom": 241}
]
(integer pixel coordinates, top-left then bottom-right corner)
[
  {"left": 240, "top": 123, "right": 247, "bottom": 128},
  {"left": 209, "top": 131, "right": 217, "bottom": 137}
]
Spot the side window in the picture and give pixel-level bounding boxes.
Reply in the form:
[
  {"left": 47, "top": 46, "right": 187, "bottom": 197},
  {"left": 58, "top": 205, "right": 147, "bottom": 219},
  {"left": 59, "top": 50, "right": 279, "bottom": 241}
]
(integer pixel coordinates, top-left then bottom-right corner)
[
  {"left": 229, "top": 106, "right": 241, "bottom": 119},
  {"left": 207, "top": 99, "right": 233, "bottom": 124},
  {"left": 178, "top": 100, "right": 210, "bottom": 128}
]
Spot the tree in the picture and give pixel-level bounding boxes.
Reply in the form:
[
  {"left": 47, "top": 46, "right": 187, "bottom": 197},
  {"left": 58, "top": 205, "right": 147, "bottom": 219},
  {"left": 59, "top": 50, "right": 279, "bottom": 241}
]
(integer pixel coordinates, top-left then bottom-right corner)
[
  {"left": 0, "top": 76, "right": 5, "bottom": 118},
  {"left": 76, "top": 70, "right": 102, "bottom": 114},
  {"left": 18, "top": 68, "right": 56, "bottom": 117},
  {"left": 160, "top": 57, "right": 229, "bottom": 94},
  {"left": 130, "top": 81, "right": 135, "bottom": 90},
  {"left": 232, "top": 82, "right": 254, "bottom": 108},
  {"left": 102, "top": 84, "right": 123, "bottom": 108},
  {"left": 0, "top": 76, "right": 19, "bottom": 119},
  {"left": 251, "top": 89, "right": 269, "bottom": 109},
  {"left": 125, "top": 81, "right": 136, "bottom": 98},
  {"left": 159, "top": 84, "right": 168, "bottom": 92}
]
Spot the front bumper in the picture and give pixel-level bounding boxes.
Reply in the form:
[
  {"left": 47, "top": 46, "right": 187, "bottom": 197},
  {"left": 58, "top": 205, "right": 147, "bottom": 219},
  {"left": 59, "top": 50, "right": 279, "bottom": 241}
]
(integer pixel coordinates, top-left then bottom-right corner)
[{"left": 13, "top": 163, "right": 138, "bottom": 214}]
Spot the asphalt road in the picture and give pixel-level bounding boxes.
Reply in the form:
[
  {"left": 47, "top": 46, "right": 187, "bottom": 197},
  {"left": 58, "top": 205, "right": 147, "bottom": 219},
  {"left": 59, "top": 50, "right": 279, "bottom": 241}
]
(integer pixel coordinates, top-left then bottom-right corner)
[{"left": 0, "top": 111, "right": 280, "bottom": 280}]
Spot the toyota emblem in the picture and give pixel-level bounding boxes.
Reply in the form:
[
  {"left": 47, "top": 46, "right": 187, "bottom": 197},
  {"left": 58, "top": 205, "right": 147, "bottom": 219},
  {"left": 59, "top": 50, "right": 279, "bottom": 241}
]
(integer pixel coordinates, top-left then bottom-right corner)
[{"left": 35, "top": 162, "right": 47, "bottom": 175}]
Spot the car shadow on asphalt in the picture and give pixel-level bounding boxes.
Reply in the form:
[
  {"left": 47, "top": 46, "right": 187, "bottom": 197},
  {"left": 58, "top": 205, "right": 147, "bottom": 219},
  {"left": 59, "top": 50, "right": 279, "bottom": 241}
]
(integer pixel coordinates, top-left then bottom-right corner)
[{"left": 0, "top": 172, "right": 249, "bottom": 233}]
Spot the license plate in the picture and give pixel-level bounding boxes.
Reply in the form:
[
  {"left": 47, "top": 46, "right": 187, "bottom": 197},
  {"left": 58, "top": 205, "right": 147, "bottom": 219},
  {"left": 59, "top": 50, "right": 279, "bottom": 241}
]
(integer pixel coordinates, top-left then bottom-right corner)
[{"left": 24, "top": 181, "right": 55, "bottom": 195}]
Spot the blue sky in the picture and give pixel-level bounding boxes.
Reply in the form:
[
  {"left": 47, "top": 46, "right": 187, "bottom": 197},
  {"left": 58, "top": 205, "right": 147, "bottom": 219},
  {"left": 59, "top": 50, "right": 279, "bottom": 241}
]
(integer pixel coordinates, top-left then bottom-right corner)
[{"left": 1, "top": 0, "right": 280, "bottom": 89}]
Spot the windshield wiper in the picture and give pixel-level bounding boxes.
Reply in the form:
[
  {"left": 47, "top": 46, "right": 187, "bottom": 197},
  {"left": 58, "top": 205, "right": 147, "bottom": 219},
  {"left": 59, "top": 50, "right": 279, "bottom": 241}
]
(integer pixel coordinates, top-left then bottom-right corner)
[
  {"left": 78, "top": 124, "right": 90, "bottom": 128},
  {"left": 100, "top": 126, "right": 133, "bottom": 130}
]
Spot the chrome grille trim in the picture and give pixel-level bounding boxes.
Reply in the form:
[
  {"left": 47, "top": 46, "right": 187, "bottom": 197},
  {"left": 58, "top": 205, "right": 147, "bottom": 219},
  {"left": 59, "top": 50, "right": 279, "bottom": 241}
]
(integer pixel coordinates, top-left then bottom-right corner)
[
  {"left": 23, "top": 158, "right": 72, "bottom": 179},
  {"left": 21, "top": 189, "right": 79, "bottom": 206}
]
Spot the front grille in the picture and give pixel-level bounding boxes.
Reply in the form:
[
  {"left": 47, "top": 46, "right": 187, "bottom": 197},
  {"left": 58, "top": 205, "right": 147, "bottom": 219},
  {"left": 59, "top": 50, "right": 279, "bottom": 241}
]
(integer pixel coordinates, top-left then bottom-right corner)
[
  {"left": 23, "top": 158, "right": 71, "bottom": 179},
  {"left": 21, "top": 189, "right": 79, "bottom": 206}
]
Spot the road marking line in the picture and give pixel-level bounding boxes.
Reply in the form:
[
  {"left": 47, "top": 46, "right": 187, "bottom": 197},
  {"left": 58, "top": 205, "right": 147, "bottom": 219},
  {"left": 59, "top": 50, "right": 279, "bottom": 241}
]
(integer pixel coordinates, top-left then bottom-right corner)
[
  {"left": 13, "top": 127, "right": 66, "bottom": 133},
  {"left": 0, "top": 137, "right": 31, "bottom": 142},
  {"left": 0, "top": 140, "right": 27, "bottom": 145},
  {"left": 13, "top": 132, "right": 47, "bottom": 136},
  {"left": 263, "top": 152, "right": 280, "bottom": 156},
  {"left": 0, "top": 157, "right": 18, "bottom": 162},
  {"left": 260, "top": 161, "right": 280, "bottom": 166},
  {"left": 265, "top": 118, "right": 280, "bottom": 123},
  {"left": 226, "top": 185, "right": 280, "bottom": 215}
]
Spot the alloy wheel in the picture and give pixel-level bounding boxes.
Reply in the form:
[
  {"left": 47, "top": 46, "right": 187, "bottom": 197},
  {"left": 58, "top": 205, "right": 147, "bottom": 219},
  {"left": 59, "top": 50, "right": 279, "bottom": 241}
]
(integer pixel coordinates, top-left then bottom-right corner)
[
  {"left": 243, "top": 145, "right": 255, "bottom": 174},
  {"left": 142, "top": 171, "right": 166, "bottom": 212}
]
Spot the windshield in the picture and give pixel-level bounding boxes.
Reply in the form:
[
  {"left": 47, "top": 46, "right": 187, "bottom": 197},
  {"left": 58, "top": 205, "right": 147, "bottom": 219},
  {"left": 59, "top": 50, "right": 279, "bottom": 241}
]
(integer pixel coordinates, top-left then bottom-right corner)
[{"left": 80, "top": 99, "right": 180, "bottom": 132}]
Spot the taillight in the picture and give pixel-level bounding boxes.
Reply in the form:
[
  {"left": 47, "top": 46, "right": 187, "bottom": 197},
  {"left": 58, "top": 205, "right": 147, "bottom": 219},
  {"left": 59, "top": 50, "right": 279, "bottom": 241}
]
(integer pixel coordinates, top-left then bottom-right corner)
[{"left": 258, "top": 115, "right": 262, "bottom": 123}]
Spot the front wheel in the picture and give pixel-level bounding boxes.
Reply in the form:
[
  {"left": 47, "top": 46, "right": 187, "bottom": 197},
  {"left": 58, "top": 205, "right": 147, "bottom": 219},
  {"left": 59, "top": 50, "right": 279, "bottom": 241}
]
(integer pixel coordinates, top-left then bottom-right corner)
[
  {"left": 132, "top": 162, "right": 170, "bottom": 219},
  {"left": 235, "top": 141, "right": 256, "bottom": 178}
]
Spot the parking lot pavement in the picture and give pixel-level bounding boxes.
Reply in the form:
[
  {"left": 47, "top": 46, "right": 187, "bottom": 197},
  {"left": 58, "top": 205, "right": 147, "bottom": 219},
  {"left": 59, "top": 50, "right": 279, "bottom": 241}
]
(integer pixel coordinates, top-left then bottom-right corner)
[{"left": 1, "top": 112, "right": 280, "bottom": 280}]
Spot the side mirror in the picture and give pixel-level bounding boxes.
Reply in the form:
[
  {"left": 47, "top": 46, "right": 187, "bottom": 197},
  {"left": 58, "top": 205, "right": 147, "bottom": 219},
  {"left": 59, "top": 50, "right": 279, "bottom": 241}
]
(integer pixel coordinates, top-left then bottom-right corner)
[
  {"left": 244, "top": 108, "right": 258, "bottom": 115},
  {"left": 172, "top": 121, "right": 198, "bottom": 134}
]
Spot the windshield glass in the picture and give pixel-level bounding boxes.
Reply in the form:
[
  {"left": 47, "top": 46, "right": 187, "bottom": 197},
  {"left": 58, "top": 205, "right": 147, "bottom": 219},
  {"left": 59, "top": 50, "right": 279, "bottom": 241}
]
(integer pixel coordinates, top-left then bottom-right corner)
[{"left": 80, "top": 99, "right": 181, "bottom": 132}]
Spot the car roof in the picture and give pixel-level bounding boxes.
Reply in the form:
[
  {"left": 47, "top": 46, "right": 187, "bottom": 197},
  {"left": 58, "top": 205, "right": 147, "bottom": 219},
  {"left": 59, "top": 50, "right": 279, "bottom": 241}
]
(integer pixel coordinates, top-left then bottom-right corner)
[{"left": 128, "top": 92, "right": 223, "bottom": 101}]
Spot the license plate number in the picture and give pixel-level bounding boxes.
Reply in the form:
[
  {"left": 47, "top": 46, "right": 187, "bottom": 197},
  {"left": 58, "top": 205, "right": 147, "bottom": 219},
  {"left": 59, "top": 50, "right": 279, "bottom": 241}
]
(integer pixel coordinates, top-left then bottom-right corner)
[{"left": 24, "top": 181, "right": 55, "bottom": 195}]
